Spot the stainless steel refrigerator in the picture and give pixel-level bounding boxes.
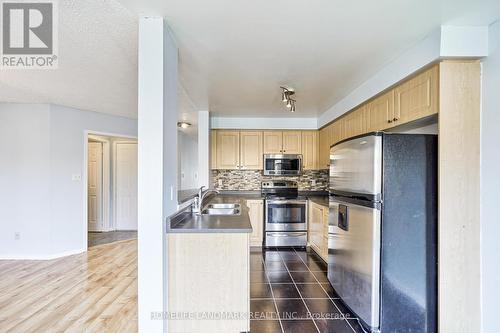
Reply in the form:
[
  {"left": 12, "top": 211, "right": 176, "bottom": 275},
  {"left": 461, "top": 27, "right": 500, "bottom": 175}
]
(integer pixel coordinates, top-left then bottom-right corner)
[{"left": 327, "top": 132, "right": 437, "bottom": 332}]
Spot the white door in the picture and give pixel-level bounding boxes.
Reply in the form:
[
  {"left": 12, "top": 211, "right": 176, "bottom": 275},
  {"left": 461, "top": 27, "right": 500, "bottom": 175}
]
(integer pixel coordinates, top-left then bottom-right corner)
[
  {"left": 88, "top": 142, "right": 104, "bottom": 231},
  {"left": 115, "top": 143, "right": 138, "bottom": 230}
]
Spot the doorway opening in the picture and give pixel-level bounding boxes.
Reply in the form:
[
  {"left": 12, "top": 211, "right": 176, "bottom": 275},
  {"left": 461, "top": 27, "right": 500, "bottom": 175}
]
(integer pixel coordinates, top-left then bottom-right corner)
[{"left": 86, "top": 133, "right": 138, "bottom": 247}]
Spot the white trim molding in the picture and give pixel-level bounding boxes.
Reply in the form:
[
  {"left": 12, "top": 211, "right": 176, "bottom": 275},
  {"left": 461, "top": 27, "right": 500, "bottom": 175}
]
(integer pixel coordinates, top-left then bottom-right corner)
[
  {"left": 211, "top": 116, "right": 318, "bottom": 129},
  {"left": 0, "top": 248, "right": 85, "bottom": 260}
]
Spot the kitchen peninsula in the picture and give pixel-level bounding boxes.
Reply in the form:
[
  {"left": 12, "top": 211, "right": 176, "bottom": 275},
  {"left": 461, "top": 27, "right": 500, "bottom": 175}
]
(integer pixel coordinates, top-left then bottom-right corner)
[{"left": 165, "top": 194, "right": 253, "bottom": 333}]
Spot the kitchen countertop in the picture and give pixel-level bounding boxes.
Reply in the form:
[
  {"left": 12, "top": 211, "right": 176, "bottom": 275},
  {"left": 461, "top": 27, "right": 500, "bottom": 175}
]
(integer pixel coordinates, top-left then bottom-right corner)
[
  {"left": 166, "top": 194, "right": 253, "bottom": 233},
  {"left": 166, "top": 190, "right": 329, "bottom": 234},
  {"left": 306, "top": 194, "right": 329, "bottom": 207}
]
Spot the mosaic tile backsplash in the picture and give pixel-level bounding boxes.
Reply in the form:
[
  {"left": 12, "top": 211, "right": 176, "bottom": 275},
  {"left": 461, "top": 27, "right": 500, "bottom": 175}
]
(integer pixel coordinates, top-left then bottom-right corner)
[{"left": 211, "top": 169, "right": 329, "bottom": 191}]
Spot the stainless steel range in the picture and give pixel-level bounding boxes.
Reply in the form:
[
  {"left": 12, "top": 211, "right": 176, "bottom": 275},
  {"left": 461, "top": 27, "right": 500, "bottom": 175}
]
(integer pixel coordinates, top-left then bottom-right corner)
[{"left": 262, "top": 181, "right": 307, "bottom": 247}]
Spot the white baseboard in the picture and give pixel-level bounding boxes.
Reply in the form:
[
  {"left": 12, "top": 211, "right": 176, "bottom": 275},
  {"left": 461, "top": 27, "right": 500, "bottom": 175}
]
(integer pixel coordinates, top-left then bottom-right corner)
[{"left": 0, "top": 248, "right": 86, "bottom": 260}]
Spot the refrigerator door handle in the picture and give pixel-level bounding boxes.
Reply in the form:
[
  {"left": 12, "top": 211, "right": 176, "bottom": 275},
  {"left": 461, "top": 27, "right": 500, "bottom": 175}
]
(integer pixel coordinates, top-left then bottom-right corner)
[{"left": 338, "top": 204, "right": 349, "bottom": 231}]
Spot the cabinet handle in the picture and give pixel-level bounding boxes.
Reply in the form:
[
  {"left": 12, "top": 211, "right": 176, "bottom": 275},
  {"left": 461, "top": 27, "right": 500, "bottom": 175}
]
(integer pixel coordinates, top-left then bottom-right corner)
[
  {"left": 393, "top": 117, "right": 397, "bottom": 121},
  {"left": 388, "top": 119, "right": 393, "bottom": 123}
]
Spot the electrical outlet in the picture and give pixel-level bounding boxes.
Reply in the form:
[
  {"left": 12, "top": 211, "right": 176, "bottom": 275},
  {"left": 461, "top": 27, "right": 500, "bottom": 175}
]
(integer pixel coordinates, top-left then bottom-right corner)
[
  {"left": 311, "top": 179, "right": 317, "bottom": 186},
  {"left": 218, "top": 179, "right": 223, "bottom": 187},
  {"left": 14, "top": 232, "right": 20, "bottom": 240},
  {"left": 71, "top": 174, "right": 81, "bottom": 181}
]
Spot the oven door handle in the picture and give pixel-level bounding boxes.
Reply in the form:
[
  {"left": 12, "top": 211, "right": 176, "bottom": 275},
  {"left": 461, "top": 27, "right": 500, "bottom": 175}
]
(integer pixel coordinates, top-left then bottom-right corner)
[{"left": 266, "top": 200, "right": 307, "bottom": 205}]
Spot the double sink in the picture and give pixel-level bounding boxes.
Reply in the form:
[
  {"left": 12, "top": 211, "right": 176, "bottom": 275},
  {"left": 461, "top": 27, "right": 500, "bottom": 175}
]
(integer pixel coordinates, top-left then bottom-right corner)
[{"left": 201, "top": 203, "right": 241, "bottom": 216}]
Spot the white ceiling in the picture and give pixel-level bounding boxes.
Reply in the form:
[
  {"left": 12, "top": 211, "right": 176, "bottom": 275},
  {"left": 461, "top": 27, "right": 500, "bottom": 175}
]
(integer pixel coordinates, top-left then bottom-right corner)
[
  {"left": 0, "top": 0, "right": 138, "bottom": 118},
  {"left": 1, "top": 0, "right": 499, "bottom": 119}
]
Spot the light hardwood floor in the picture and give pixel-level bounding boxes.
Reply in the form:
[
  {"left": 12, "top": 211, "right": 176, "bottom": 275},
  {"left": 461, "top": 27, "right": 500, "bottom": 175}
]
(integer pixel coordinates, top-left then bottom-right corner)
[{"left": 0, "top": 240, "right": 137, "bottom": 333}]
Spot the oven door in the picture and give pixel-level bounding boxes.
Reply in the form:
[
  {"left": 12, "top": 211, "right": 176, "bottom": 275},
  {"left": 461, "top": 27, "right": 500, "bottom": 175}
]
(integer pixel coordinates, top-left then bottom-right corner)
[
  {"left": 263, "top": 155, "right": 302, "bottom": 176},
  {"left": 265, "top": 199, "right": 307, "bottom": 231}
]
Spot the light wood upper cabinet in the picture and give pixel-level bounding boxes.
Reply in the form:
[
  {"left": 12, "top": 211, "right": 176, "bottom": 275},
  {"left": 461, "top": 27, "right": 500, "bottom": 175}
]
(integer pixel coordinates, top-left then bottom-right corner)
[
  {"left": 216, "top": 130, "right": 240, "bottom": 169},
  {"left": 282, "top": 131, "right": 302, "bottom": 154},
  {"left": 394, "top": 65, "right": 438, "bottom": 124},
  {"left": 331, "top": 119, "right": 344, "bottom": 145},
  {"left": 263, "top": 131, "right": 283, "bottom": 154},
  {"left": 343, "top": 106, "right": 366, "bottom": 139},
  {"left": 319, "top": 126, "right": 332, "bottom": 169},
  {"left": 240, "top": 131, "right": 263, "bottom": 170},
  {"left": 247, "top": 199, "right": 264, "bottom": 247},
  {"left": 211, "top": 130, "right": 217, "bottom": 169},
  {"left": 365, "top": 90, "right": 395, "bottom": 132},
  {"left": 301, "top": 131, "right": 318, "bottom": 170}
]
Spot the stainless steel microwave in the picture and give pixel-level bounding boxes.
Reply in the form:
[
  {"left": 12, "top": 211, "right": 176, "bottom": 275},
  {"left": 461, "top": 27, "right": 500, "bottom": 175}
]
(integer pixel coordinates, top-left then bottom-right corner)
[{"left": 263, "top": 154, "right": 302, "bottom": 176}]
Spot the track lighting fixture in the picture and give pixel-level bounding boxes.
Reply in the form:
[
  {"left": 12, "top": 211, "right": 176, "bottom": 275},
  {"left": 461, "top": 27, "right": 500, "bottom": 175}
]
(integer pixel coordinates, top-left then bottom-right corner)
[{"left": 280, "top": 86, "right": 297, "bottom": 112}]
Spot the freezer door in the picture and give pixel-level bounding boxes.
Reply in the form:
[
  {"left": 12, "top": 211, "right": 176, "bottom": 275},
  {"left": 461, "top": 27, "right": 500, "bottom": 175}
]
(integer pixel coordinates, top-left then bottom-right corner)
[
  {"left": 328, "top": 197, "right": 381, "bottom": 330},
  {"left": 330, "top": 134, "right": 382, "bottom": 197}
]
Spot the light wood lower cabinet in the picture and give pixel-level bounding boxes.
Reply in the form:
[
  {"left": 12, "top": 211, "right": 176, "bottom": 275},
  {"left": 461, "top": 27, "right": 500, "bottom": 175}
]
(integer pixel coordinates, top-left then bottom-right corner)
[
  {"left": 247, "top": 199, "right": 264, "bottom": 247},
  {"left": 308, "top": 201, "right": 328, "bottom": 262},
  {"left": 167, "top": 233, "right": 250, "bottom": 333}
]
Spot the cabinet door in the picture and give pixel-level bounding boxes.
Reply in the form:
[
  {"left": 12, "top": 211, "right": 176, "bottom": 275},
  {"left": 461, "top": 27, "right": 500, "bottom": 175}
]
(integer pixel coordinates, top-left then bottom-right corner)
[
  {"left": 282, "top": 131, "right": 302, "bottom": 154},
  {"left": 343, "top": 107, "right": 365, "bottom": 139},
  {"left": 309, "top": 202, "right": 324, "bottom": 254},
  {"left": 263, "top": 131, "right": 283, "bottom": 154},
  {"left": 301, "top": 131, "right": 318, "bottom": 170},
  {"left": 247, "top": 200, "right": 264, "bottom": 247},
  {"left": 240, "top": 131, "right": 263, "bottom": 170},
  {"left": 216, "top": 130, "right": 240, "bottom": 169},
  {"left": 366, "top": 90, "right": 394, "bottom": 132},
  {"left": 210, "top": 130, "right": 217, "bottom": 169},
  {"left": 394, "top": 65, "right": 438, "bottom": 124},
  {"left": 331, "top": 119, "right": 344, "bottom": 145},
  {"left": 319, "top": 126, "right": 332, "bottom": 169},
  {"left": 321, "top": 208, "right": 329, "bottom": 261}
]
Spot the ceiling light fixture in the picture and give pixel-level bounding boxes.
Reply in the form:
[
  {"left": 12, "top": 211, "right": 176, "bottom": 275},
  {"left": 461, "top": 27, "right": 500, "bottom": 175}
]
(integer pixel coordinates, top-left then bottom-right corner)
[
  {"left": 280, "top": 86, "right": 297, "bottom": 113},
  {"left": 177, "top": 121, "right": 191, "bottom": 129}
]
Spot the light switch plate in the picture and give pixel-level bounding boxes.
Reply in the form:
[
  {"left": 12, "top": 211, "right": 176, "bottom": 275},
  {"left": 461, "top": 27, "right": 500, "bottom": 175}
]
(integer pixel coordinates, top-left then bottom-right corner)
[{"left": 72, "top": 174, "right": 81, "bottom": 181}]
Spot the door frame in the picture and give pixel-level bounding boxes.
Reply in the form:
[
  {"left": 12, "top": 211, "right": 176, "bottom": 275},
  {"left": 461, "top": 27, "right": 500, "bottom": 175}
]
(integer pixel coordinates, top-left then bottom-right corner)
[
  {"left": 83, "top": 130, "right": 137, "bottom": 251},
  {"left": 113, "top": 140, "right": 139, "bottom": 231},
  {"left": 87, "top": 135, "right": 111, "bottom": 232}
]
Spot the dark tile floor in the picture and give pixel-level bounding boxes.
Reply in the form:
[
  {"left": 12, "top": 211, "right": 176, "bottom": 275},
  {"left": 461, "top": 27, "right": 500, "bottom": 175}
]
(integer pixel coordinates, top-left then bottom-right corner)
[
  {"left": 88, "top": 231, "right": 137, "bottom": 247},
  {"left": 250, "top": 248, "right": 367, "bottom": 333}
]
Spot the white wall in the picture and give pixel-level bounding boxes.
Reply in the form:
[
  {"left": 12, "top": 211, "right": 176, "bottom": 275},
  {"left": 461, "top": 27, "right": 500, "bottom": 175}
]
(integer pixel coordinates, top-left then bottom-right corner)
[
  {"left": 198, "top": 110, "right": 210, "bottom": 188},
  {"left": 49, "top": 104, "right": 137, "bottom": 255},
  {"left": 0, "top": 103, "right": 137, "bottom": 259},
  {"left": 480, "top": 19, "right": 500, "bottom": 333},
  {"left": 0, "top": 104, "right": 52, "bottom": 258},
  {"left": 178, "top": 130, "right": 198, "bottom": 190}
]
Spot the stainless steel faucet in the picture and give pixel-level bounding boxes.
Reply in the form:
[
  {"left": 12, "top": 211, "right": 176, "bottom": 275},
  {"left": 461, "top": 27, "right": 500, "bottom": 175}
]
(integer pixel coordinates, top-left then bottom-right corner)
[{"left": 193, "top": 186, "right": 220, "bottom": 214}]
